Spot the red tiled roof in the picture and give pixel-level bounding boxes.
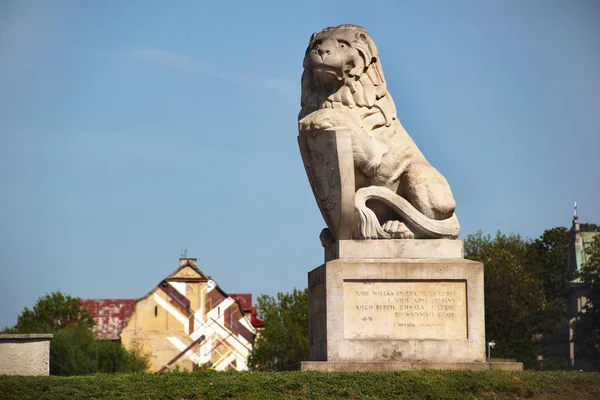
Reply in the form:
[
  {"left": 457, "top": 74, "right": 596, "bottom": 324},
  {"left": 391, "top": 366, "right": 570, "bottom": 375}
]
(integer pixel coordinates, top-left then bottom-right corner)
[
  {"left": 251, "top": 306, "right": 265, "bottom": 328},
  {"left": 229, "top": 294, "right": 264, "bottom": 328},
  {"left": 81, "top": 299, "right": 136, "bottom": 340},
  {"left": 229, "top": 293, "right": 252, "bottom": 312}
]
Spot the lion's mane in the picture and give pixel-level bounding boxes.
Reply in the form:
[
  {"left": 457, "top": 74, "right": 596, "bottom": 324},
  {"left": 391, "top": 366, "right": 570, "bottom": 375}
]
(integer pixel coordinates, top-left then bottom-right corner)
[{"left": 299, "top": 25, "right": 398, "bottom": 136}]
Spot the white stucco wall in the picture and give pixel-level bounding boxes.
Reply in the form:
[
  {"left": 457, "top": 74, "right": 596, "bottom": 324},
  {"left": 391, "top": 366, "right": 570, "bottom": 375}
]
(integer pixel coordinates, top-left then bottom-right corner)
[{"left": 0, "top": 334, "right": 53, "bottom": 375}]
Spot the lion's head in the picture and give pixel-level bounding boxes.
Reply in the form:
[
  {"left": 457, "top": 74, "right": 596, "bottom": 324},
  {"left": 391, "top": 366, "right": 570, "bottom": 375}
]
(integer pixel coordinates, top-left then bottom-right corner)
[{"left": 299, "top": 25, "right": 397, "bottom": 131}]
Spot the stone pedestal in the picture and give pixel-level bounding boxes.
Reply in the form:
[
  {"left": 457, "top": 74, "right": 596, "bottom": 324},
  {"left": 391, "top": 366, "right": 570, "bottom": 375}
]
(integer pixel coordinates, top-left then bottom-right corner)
[
  {"left": 325, "top": 239, "right": 464, "bottom": 262},
  {"left": 301, "top": 240, "right": 523, "bottom": 371}
]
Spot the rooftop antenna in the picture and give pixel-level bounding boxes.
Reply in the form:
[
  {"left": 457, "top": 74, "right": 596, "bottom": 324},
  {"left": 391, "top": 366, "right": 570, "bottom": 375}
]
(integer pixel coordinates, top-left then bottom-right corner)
[
  {"left": 574, "top": 201, "right": 578, "bottom": 219},
  {"left": 181, "top": 248, "right": 188, "bottom": 258}
]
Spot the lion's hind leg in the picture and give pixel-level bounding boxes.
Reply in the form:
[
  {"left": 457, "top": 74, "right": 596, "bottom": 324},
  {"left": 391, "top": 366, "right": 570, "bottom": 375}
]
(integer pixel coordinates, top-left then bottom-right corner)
[
  {"left": 354, "top": 186, "right": 460, "bottom": 239},
  {"left": 399, "top": 163, "right": 456, "bottom": 220}
]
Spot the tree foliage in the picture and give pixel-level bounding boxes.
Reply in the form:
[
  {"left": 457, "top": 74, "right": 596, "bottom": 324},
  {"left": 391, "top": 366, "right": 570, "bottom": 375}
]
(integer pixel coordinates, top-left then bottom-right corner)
[
  {"left": 6, "top": 292, "right": 148, "bottom": 375},
  {"left": 572, "top": 234, "right": 600, "bottom": 369},
  {"left": 50, "top": 326, "right": 149, "bottom": 375},
  {"left": 465, "top": 231, "right": 556, "bottom": 367},
  {"left": 50, "top": 325, "right": 98, "bottom": 376},
  {"left": 248, "top": 288, "right": 308, "bottom": 371},
  {"left": 5, "top": 292, "right": 95, "bottom": 334},
  {"left": 580, "top": 223, "right": 600, "bottom": 232},
  {"left": 531, "top": 227, "right": 570, "bottom": 334},
  {"left": 533, "top": 227, "right": 570, "bottom": 301}
]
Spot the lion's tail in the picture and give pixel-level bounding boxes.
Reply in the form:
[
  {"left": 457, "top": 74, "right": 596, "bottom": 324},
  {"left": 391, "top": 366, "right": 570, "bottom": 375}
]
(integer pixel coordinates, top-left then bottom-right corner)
[{"left": 355, "top": 186, "right": 460, "bottom": 239}]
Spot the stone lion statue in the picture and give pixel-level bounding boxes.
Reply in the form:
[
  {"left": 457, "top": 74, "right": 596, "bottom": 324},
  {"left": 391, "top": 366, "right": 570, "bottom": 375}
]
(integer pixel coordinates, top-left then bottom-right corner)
[{"left": 298, "top": 24, "right": 459, "bottom": 240}]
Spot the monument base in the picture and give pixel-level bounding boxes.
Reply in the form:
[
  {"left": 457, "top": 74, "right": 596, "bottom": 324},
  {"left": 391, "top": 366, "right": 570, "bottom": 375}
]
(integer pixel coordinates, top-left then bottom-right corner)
[
  {"left": 308, "top": 256, "right": 487, "bottom": 364},
  {"left": 325, "top": 239, "right": 464, "bottom": 262},
  {"left": 301, "top": 361, "right": 523, "bottom": 371}
]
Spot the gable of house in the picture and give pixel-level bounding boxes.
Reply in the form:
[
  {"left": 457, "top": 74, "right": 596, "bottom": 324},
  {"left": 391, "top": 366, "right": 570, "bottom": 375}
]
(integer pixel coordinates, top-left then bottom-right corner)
[
  {"left": 117, "top": 258, "right": 256, "bottom": 371},
  {"left": 83, "top": 258, "right": 262, "bottom": 372}
]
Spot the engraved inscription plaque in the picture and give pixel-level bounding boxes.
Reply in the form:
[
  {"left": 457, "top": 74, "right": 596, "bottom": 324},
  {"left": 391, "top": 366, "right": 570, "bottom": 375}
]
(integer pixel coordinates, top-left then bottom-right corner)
[{"left": 343, "top": 280, "right": 467, "bottom": 340}]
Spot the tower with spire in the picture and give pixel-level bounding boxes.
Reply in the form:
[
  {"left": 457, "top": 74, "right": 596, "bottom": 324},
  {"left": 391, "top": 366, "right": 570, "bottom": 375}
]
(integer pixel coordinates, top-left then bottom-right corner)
[{"left": 566, "top": 203, "right": 597, "bottom": 369}]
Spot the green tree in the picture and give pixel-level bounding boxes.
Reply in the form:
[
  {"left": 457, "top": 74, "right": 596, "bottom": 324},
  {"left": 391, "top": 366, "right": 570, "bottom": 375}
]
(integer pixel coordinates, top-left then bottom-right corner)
[
  {"left": 50, "top": 325, "right": 149, "bottom": 375},
  {"left": 6, "top": 291, "right": 148, "bottom": 375},
  {"left": 5, "top": 292, "right": 94, "bottom": 333},
  {"left": 94, "top": 339, "right": 149, "bottom": 373},
  {"left": 572, "top": 234, "right": 600, "bottom": 369},
  {"left": 580, "top": 223, "right": 600, "bottom": 232},
  {"left": 465, "top": 231, "right": 550, "bottom": 368},
  {"left": 533, "top": 227, "right": 570, "bottom": 301},
  {"left": 248, "top": 288, "right": 308, "bottom": 371},
  {"left": 50, "top": 325, "right": 98, "bottom": 376},
  {"left": 531, "top": 227, "right": 570, "bottom": 335}
]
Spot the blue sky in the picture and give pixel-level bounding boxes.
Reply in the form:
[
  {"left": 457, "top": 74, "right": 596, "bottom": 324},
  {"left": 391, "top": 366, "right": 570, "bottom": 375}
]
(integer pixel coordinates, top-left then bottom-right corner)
[{"left": 1, "top": 0, "right": 599, "bottom": 329}]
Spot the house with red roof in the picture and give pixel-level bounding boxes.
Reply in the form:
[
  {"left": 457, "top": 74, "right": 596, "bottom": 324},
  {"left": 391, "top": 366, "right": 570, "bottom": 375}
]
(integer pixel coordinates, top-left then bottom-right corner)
[{"left": 83, "top": 258, "right": 263, "bottom": 372}]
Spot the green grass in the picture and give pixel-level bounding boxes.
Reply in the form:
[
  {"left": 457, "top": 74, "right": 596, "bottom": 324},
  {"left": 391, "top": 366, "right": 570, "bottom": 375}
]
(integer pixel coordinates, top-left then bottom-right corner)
[{"left": 1, "top": 370, "right": 599, "bottom": 400}]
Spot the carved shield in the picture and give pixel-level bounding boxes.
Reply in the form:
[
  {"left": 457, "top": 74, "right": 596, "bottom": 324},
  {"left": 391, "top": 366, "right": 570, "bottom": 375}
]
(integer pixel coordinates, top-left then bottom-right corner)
[{"left": 298, "top": 129, "right": 355, "bottom": 240}]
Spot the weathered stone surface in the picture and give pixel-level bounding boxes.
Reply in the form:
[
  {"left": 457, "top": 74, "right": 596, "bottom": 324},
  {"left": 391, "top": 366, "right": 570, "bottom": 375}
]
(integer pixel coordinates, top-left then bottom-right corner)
[
  {"left": 298, "top": 25, "right": 460, "bottom": 241},
  {"left": 298, "top": 129, "right": 355, "bottom": 241},
  {"left": 343, "top": 280, "right": 467, "bottom": 340},
  {"left": 0, "top": 334, "right": 53, "bottom": 375},
  {"left": 325, "top": 239, "right": 464, "bottom": 261},
  {"left": 308, "top": 258, "right": 486, "bottom": 364}
]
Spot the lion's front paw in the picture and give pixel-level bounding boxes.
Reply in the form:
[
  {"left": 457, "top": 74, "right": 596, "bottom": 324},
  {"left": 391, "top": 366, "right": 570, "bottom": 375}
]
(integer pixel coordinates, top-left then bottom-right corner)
[
  {"left": 381, "top": 221, "right": 415, "bottom": 239},
  {"left": 299, "top": 109, "right": 358, "bottom": 136}
]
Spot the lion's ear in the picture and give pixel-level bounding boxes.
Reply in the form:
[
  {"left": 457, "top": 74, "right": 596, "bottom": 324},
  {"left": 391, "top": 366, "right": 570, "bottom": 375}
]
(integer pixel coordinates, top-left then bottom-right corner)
[
  {"left": 304, "top": 33, "right": 318, "bottom": 59},
  {"left": 357, "top": 32, "right": 368, "bottom": 43}
]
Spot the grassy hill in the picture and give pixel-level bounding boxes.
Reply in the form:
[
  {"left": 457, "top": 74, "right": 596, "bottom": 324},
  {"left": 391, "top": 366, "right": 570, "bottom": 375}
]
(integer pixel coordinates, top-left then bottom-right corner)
[{"left": 1, "top": 370, "right": 599, "bottom": 400}]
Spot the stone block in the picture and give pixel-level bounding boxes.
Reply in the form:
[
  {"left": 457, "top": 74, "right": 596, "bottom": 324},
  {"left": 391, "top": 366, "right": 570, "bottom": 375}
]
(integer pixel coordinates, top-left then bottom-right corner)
[
  {"left": 325, "top": 239, "right": 464, "bottom": 262},
  {"left": 308, "top": 258, "right": 486, "bottom": 364},
  {"left": 0, "top": 334, "right": 53, "bottom": 375}
]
